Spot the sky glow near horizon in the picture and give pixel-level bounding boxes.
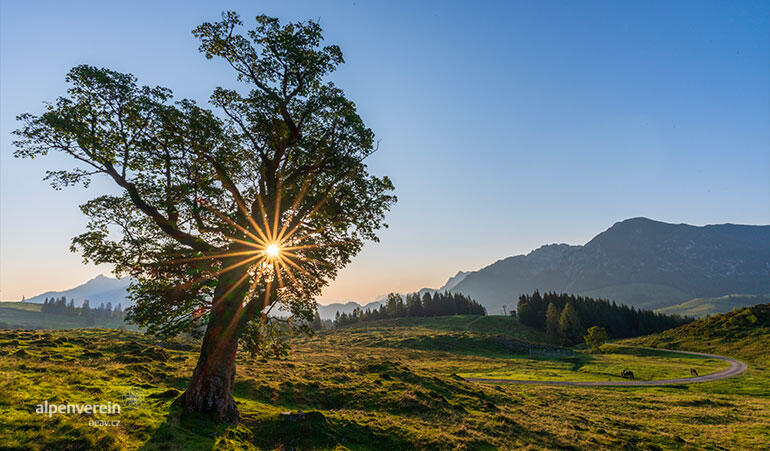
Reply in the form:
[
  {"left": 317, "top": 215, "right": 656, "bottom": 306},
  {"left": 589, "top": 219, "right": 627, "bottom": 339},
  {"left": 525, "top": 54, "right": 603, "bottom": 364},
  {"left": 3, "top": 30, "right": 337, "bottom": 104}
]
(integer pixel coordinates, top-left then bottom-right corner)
[{"left": 1, "top": 1, "right": 768, "bottom": 303}]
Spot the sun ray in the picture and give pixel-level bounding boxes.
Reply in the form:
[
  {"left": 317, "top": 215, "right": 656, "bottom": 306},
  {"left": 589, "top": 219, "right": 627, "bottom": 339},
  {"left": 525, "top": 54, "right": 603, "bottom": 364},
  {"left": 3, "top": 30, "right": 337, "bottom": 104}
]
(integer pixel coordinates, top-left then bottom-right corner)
[
  {"left": 276, "top": 259, "right": 311, "bottom": 299},
  {"left": 201, "top": 201, "right": 267, "bottom": 246},
  {"left": 275, "top": 166, "right": 322, "bottom": 242},
  {"left": 211, "top": 267, "right": 254, "bottom": 308},
  {"left": 281, "top": 241, "right": 345, "bottom": 252},
  {"left": 244, "top": 265, "right": 266, "bottom": 302},
  {"left": 261, "top": 278, "right": 273, "bottom": 314},
  {"left": 254, "top": 194, "right": 274, "bottom": 241},
  {"left": 205, "top": 256, "right": 273, "bottom": 364},
  {"left": 279, "top": 253, "right": 317, "bottom": 279},
  {"left": 273, "top": 260, "right": 286, "bottom": 290},
  {"left": 178, "top": 253, "right": 263, "bottom": 290},
  {"left": 272, "top": 174, "right": 283, "bottom": 242},
  {"left": 282, "top": 250, "right": 336, "bottom": 267},
  {"left": 230, "top": 190, "right": 272, "bottom": 245},
  {"left": 167, "top": 249, "right": 259, "bottom": 264},
  {"left": 223, "top": 236, "right": 265, "bottom": 250},
  {"left": 277, "top": 181, "right": 353, "bottom": 244},
  {"left": 275, "top": 173, "right": 353, "bottom": 243},
  {"left": 180, "top": 164, "right": 363, "bottom": 348},
  {"left": 279, "top": 244, "right": 321, "bottom": 252},
  {"left": 289, "top": 225, "right": 330, "bottom": 244},
  {"left": 287, "top": 212, "right": 359, "bottom": 244}
]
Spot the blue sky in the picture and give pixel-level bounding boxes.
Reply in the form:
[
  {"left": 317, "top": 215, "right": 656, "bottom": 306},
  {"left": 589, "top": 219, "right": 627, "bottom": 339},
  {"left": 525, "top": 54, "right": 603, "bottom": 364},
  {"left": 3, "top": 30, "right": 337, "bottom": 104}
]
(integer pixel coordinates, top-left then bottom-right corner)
[{"left": 1, "top": 0, "right": 768, "bottom": 302}]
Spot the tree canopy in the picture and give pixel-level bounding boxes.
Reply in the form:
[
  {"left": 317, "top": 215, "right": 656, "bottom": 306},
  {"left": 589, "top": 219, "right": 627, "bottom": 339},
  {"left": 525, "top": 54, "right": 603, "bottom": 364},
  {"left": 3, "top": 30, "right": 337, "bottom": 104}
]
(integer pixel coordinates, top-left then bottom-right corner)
[
  {"left": 14, "top": 11, "right": 396, "bottom": 422},
  {"left": 584, "top": 326, "right": 609, "bottom": 352}
]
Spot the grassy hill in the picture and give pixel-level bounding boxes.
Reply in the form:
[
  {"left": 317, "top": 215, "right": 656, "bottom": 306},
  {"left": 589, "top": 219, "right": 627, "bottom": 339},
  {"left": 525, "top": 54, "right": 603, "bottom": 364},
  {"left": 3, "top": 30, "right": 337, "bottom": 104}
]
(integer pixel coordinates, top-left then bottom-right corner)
[
  {"left": 0, "top": 314, "right": 768, "bottom": 449},
  {"left": 0, "top": 302, "right": 131, "bottom": 330},
  {"left": 623, "top": 303, "right": 770, "bottom": 362},
  {"left": 621, "top": 303, "right": 770, "bottom": 403},
  {"left": 655, "top": 294, "right": 770, "bottom": 318}
]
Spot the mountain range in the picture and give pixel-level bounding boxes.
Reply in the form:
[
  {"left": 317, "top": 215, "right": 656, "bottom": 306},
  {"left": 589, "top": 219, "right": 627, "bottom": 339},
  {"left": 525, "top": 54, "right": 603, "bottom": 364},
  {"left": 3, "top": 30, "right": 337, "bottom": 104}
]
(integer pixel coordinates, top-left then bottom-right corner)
[
  {"left": 23, "top": 274, "right": 132, "bottom": 307},
  {"left": 449, "top": 217, "right": 770, "bottom": 313},
  {"left": 21, "top": 217, "right": 770, "bottom": 319}
]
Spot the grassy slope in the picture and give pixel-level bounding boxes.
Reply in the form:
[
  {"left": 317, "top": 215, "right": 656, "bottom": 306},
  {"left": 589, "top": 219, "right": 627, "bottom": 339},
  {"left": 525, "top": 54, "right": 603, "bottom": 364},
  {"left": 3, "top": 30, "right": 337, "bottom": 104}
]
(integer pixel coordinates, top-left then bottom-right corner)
[
  {"left": 458, "top": 345, "right": 729, "bottom": 382},
  {"left": 623, "top": 303, "right": 770, "bottom": 362},
  {"left": 0, "top": 313, "right": 768, "bottom": 449},
  {"left": 364, "top": 315, "right": 547, "bottom": 338},
  {"left": 0, "top": 302, "right": 42, "bottom": 312},
  {"left": 332, "top": 317, "right": 730, "bottom": 382},
  {"left": 0, "top": 302, "right": 130, "bottom": 330},
  {"left": 655, "top": 294, "right": 770, "bottom": 318}
]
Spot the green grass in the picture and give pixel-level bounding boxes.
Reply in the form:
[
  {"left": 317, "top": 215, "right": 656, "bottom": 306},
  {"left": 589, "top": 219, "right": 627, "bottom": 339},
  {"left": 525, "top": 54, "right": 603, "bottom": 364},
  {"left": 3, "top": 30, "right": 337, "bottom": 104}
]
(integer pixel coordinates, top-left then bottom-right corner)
[
  {"left": 325, "top": 315, "right": 548, "bottom": 358},
  {"left": 0, "top": 301, "right": 43, "bottom": 312},
  {"left": 656, "top": 294, "right": 770, "bottom": 318},
  {"left": 0, "top": 310, "right": 768, "bottom": 449},
  {"left": 354, "top": 314, "right": 547, "bottom": 339},
  {"left": 457, "top": 345, "right": 729, "bottom": 382},
  {"left": 0, "top": 302, "right": 131, "bottom": 330}
]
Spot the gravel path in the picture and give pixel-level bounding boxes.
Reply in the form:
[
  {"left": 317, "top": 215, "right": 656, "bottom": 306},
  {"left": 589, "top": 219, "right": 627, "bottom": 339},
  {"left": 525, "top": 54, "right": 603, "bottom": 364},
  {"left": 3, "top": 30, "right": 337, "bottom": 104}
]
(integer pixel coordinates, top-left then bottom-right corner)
[{"left": 463, "top": 347, "right": 747, "bottom": 386}]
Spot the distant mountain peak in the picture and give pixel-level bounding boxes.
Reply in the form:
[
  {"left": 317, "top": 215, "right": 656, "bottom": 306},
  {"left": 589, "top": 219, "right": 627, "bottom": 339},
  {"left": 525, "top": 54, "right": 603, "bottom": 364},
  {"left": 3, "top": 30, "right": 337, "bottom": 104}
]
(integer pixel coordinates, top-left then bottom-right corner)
[
  {"left": 439, "top": 271, "right": 469, "bottom": 292},
  {"left": 24, "top": 274, "right": 132, "bottom": 306},
  {"left": 448, "top": 218, "right": 770, "bottom": 312},
  {"left": 617, "top": 216, "right": 657, "bottom": 224}
]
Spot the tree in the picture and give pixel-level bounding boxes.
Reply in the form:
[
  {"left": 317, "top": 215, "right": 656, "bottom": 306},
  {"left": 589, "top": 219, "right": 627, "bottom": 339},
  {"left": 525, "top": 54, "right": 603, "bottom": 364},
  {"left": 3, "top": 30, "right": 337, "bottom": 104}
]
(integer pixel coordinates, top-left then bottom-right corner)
[
  {"left": 558, "top": 302, "right": 583, "bottom": 346},
  {"left": 310, "top": 310, "right": 322, "bottom": 331},
  {"left": 13, "top": 12, "right": 395, "bottom": 423},
  {"left": 516, "top": 296, "right": 536, "bottom": 327},
  {"left": 545, "top": 302, "right": 560, "bottom": 344},
  {"left": 584, "top": 326, "right": 608, "bottom": 352}
]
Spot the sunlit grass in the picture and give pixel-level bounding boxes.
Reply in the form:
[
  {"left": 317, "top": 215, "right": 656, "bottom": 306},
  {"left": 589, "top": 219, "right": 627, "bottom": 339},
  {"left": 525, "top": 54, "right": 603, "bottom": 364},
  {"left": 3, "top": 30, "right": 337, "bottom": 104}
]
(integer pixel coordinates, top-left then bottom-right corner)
[
  {"left": 0, "top": 314, "right": 768, "bottom": 449},
  {"left": 456, "top": 345, "right": 729, "bottom": 382}
]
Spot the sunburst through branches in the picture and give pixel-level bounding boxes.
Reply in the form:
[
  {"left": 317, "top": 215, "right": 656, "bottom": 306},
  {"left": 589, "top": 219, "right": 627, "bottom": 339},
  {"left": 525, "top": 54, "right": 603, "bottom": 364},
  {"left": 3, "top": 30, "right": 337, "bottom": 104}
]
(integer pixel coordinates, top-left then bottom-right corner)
[{"left": 168, "top": 170, "right": 351, "bottom": 332}]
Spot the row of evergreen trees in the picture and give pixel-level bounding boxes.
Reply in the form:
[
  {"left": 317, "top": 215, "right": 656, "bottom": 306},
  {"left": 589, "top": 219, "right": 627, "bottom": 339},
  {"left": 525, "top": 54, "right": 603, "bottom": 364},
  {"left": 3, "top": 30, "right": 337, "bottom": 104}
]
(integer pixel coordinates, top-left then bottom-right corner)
[
  {"left": 334, "top": 291, "right": 486, "bottom": 327},
  {"left": 517, "top": 291, "right": 691, "bottom": 345},
  {"left": 41, "top": 296, "right": 124, "bottom": 319}
]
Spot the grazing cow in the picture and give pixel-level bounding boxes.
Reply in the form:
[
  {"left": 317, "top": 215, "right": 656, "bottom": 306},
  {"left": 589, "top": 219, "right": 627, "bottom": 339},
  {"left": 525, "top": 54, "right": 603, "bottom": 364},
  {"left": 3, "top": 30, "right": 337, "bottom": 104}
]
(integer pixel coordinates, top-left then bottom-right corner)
[
  {"left": 690, "top": 368, "right": 699, "bottom": 377},
  {"left": 621, "top": 369, "right": 635, "bottom": 380}
]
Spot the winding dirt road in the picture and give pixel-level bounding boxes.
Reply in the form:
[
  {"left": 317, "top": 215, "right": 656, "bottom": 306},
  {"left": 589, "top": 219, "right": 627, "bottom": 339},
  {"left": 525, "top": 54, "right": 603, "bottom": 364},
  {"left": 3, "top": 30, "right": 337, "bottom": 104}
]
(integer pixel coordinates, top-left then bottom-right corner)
[{"left": 464, "top": 347, "right": 747, "bottom": 387}]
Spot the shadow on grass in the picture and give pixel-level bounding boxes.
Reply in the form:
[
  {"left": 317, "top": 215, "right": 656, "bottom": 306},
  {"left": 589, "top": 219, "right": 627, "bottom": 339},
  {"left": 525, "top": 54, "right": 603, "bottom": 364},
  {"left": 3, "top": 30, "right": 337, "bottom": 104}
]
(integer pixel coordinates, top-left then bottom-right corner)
[
  {"left": 139, "top": 402, "right": 220, "bottom": 451},
  {"left": 139, "top": 398, "right": 418, "bottom": 450}
]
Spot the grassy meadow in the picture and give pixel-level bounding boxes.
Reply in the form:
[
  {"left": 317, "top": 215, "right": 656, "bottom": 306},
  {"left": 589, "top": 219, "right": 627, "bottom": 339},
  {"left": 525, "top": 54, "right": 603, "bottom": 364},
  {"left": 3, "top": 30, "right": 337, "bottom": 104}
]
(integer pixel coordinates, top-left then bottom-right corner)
[
  {"left": 0, "top": 310, "right": 769, "bottom": 449},
  {"left": 655, "top": 294, "right": 770, "bottom": 318},
  {"left": 0, "top": 302, "right": 130, "bottom": 330},
  {"left": 456, "top": 345, "right": 729, "bottom": 382}
]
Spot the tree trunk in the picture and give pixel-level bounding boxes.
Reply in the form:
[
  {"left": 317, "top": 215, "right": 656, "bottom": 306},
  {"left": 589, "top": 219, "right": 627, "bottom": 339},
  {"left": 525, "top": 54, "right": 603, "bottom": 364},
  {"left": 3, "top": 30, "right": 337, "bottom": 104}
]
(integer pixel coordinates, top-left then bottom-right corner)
[{"left": 178, "top": 260, "right": 251, "bottom": 424}]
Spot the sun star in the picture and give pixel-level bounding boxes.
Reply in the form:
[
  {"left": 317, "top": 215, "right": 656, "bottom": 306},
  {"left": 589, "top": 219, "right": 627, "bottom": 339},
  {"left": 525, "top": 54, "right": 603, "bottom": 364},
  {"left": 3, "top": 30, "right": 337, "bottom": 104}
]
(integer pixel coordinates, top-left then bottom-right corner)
[{"left": 265, "top": 243, "right": 281, "bottom": 258}]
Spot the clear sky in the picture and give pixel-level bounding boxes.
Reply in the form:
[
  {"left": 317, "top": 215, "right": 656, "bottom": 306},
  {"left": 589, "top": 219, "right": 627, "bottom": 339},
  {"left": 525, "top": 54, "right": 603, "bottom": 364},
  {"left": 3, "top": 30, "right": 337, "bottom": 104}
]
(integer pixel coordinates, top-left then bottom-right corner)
[{"left": 1, "top": 1, "right": 768, "bottom": 303}]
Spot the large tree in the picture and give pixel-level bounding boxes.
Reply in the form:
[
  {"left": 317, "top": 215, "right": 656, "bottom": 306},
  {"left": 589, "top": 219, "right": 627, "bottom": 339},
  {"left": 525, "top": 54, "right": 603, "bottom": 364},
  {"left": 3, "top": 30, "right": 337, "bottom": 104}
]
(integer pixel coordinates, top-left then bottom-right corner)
[{"left": 13, "top": 12, "right": 395, "bottom": 423}]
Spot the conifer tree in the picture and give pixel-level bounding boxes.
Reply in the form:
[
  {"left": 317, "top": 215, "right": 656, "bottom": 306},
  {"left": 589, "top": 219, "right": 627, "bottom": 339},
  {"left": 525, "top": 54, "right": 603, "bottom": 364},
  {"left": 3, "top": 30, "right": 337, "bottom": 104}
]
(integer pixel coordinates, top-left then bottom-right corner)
[
  {"left": 558, "top": 302, "right": 582, "bottom": 346},
  {"left": 545, "top": 302, "right": 561, "bottom": 344}
]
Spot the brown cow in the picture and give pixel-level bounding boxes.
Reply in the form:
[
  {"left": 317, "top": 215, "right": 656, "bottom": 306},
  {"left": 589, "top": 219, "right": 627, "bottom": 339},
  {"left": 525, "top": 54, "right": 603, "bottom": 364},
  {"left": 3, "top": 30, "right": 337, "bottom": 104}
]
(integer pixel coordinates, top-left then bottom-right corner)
[{"left": 690, "top": 368, "right": 699, "bottom": 377}]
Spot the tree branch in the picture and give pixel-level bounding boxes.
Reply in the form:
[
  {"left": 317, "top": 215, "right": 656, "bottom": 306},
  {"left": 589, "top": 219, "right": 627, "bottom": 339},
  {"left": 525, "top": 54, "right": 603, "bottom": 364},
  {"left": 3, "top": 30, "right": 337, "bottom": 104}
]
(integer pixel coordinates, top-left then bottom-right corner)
[{"left": 102, "top": 161, "right": 217, "bottom": 253}]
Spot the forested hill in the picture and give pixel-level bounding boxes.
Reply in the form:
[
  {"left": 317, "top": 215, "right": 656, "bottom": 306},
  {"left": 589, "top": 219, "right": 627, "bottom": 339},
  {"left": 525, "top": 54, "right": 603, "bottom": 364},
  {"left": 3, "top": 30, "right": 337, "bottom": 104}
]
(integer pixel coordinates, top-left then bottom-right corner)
[{"left": 449, "top": 218, "right": 770, "bottom": 312}]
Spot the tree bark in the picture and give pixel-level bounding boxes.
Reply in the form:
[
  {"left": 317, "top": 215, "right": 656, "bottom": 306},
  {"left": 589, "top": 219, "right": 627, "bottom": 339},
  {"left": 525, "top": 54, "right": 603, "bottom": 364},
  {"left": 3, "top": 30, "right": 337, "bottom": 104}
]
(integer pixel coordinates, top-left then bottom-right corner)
[{"left": 178, "top": 258, "right": 251, "bottom": 424}]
